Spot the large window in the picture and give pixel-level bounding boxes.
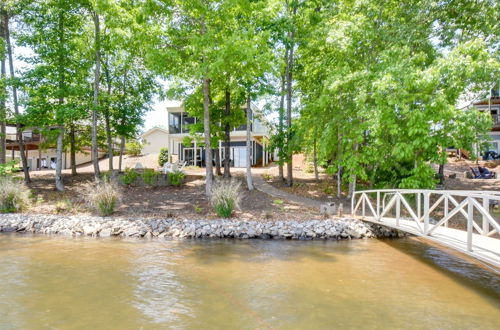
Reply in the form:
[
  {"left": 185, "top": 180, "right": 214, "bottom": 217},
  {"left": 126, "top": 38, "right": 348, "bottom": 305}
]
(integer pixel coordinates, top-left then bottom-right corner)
[
  {"left": 169, "top": 113, "right": 181, "bottom": 133},
  {"left": 182, "top": 114, "right": 196, "bottom": 133}
]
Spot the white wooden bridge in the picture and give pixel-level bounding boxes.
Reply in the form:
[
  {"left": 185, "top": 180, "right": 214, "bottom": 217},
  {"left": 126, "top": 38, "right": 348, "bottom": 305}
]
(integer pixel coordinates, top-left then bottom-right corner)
[{"left": 351, "top": 189, "right": 500, "bottom": 270}]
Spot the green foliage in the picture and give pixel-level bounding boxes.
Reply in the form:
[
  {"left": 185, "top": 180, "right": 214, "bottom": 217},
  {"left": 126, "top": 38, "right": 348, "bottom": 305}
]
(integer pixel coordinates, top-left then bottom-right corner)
[
  {"left": 0, "top": 177, "right": 31, "bottom": 213},
  {"left": 193, "top": 204, "right": 203, "bottom": 214},
  {"left": 168, "top": 170, "right": 185, "bottom": 187},
  {"left": 83, "top": 180, "right": 122, "bottom": 217},
  {"left": 158, "top": 148, "right": 169, "bottom": 167},
  {"left": 125, "top": 140, "right": 144, "bottom": 157},
  {"left": 121, "top": 168, "right": 139, "bottom": 185},
  {"left": 0, "top": 160, "right": 20, "bottom": 177},
  {"left": 142, "top": 168, "right": 158, "bottom": 185},
  {"left": 262, "top": 173, "right": 272, "bottom": 181},
  {"left": 210, "top": 179, "right": 242, "bottom": 218}
]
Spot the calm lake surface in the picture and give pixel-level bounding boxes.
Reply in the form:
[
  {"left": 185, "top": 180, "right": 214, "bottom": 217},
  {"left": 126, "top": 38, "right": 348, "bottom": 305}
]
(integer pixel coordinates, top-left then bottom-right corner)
[{"left": 0, "top": 235, "right": 498, "bottom": 329}]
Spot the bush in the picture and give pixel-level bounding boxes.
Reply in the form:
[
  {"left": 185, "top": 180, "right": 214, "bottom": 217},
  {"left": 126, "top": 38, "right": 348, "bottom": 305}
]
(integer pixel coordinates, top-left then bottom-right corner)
[
  {"left": 121, "top": 168, "right": 139, "bottom": 185},
  {"left": 55, "top": 198, "right": 72, "bottom": 213},
  {"left": 0, "top": 177, "right": 31, "bottom": 213},
  {"left": 304, "top": 162, "right": 314, "bottom": 174},
  {"left": 142, "top": 168, "right": 158, "bottom": 185},
  {"left": 158, "top": 148, "right": 169, "bottom": 167},
  {"left": 83, "top": 180, "right": 122, "bottom": 216},
  {"left": 0, "top": 160, "right": 20, "bottom": 177},
  {"left": 125, "top": 140, "right": 144, "bottom": 157},
  {"left": 168, "top": 170, "right": 185, "bottom": 187},
  {"left": 210, "top": 179, "right": 242, "bottom": 218}
]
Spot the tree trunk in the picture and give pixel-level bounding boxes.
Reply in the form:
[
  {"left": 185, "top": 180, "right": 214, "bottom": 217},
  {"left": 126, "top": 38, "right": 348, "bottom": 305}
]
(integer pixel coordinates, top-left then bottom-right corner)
[
  {"left": 55, "top": 126, "right": 64, "bottom": 191},
  {"left": 201, "top": 16, "right": 213, "bottom": 196},
  {"left": 223, "top": 88, "right": 231, "bottom": 178},
  {"left": 4, "top": 13, "right": 30, "bottom": 182},
  {"left": 0, "top": 15, "right": 6, "bottom": 164},
  {"left": 55, "top": 9, "right": 65, "bottom": 191},
  {"left": 105, "top": 109, "right": 113, "bottom": 171},
  {"left": 69, "top": 124, "right": 77, "bottom": 175},
  {"left": 91, "top": 12, "right": 101, "bottom": 181},
  {"left": 438, "top": 163, "right": 445, "bottom": 185},
  {"left": 246, "top": 94, "right": 254, "bottom": 190},
  {"left": 119, "top": 135, "right": 125, "bottom": 172},
  {"left": 285, "top": 26, "right": 295, "bottom": 187},
  {"left": 313, "top": 135, "right": 319, "bottom": 182},
  {"left": 336, "top": 134, "right": 342, "bottom": 197},
  {"left": 278, "top": 67, "right": 286, "bottom": 181}
]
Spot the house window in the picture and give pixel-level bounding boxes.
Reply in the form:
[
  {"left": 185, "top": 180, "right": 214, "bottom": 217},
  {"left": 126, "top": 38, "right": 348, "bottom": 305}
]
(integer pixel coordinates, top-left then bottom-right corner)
[
  {"left": 235, "top": 110, "right": 252, "bottom": 131},
  {"left": 169, "top": 113, "right": 181, "bottom": 133},
  {"left": 182, "top": 114, "right": 196, "bottom": 133}
]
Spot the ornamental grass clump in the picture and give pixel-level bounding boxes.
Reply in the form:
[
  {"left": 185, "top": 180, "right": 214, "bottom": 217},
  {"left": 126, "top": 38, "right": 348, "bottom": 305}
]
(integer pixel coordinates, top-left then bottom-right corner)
[
  {"left": 0, "top": 177, "right": 31, "bottom": 213},
  {"left": 84, "top": 180, "right": 122, "bottom": 216},
  {"left": 210, "top": 179, "right": 242, "bottom": 218}
]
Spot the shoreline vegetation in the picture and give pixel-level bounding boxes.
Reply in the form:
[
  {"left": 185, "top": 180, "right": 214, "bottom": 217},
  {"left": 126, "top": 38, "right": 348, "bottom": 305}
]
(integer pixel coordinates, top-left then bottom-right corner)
[{"left": 0, "top": 214, "right": 404, "bottom": 240}]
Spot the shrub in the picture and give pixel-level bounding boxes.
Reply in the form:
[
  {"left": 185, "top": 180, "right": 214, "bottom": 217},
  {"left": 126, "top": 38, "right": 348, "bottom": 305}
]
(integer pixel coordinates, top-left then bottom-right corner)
[
  {"left": 210, "top": 179, "right": 242, "bottom": 218},
  {"left": 142, "top": 168, "right": 158, "bottom": 185},
  {"left": 125, "top": 140, "right": 144, "bottom": 157},
  {"left": 83, "top": 180, "right": 122, "bottom": 216},
  {"left": 0, "top": 160, "right": 20, "bottom": 177},
  {"left": 168, "top": 170, "right": 185, "bottom": 187},
  {"left": 55, "top": 198, "right": 72, "bottom": 213},
  {"left": 262, "top": 173, "right": 272, "bottom": 181},
  {"left": 304, "top": 162, "right": 314, "bottom": 174},
  {"left": 121, "top": 168, "right": 139, "bottom": 185},
  {"left": 0, "top": 177, "right": 31, "bottom": 213},
  {"left": 158, "top": 148, "right": 169, "bottom": 167}
]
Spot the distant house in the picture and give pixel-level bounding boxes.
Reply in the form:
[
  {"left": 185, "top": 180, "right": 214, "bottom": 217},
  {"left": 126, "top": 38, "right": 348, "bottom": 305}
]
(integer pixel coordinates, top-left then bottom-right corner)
[
  {"left": 166, "top": 102, "right": 272, "bottom": 168},
  {"left": 5, "top": 125, "right": 106, "bottom": 171},
  {"left": 140, "top": 126, "right": 169, "bottom": 155},
  {"left": 472, "top": 87, "right": 500, "bottom": 155}
]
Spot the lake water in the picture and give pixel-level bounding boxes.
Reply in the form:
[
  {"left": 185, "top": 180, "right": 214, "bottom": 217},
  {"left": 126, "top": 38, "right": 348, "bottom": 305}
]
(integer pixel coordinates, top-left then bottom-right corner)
[{"left": 0, "top": 235, "right": 498, "bottom": 329}]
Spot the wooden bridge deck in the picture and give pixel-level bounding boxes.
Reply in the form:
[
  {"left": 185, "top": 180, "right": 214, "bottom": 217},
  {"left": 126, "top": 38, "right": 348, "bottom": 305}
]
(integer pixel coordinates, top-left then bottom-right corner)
[{"left": 359, "top": 216, "right": 500, "bottom": 270}]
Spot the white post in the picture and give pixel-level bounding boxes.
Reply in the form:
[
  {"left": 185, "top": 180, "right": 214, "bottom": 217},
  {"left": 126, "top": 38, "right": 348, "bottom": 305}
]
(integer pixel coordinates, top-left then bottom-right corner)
[
  {"left": 219, "top": 140, "right": 222, "bottom": 163},
  {"left": 444, "top": 194, "right": 448, "bottom": 227},
  {"left": 467, "top": 197, "right": 473, "bottom": 251},
  {"left": 417, "top": 193, "right": 421, "bottom": 221},
  {"left": 423, "top": 192, "right": 429, "bottom": 235},
  {"left": 376, "top": 191, "right": 380, "bottom": 220},
  {"left": 262, "top": 142, "right": 265, "bottom": 166},
  {"left": 194, "top": 140, "right": 197, "bottom": 167},
  {"left": 362, "top": 193, "right": 366, "bottom": 218},
  {"left": 396, "top": 193, "right": 400, "bottom": 227},
  {"left": 482, "top": 197, "right": 489, "bottom": 236}
]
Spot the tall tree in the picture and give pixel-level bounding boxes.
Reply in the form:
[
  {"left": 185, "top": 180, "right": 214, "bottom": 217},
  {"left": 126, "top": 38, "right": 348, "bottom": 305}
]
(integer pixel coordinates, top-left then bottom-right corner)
[{"left": 3, "top": 7, "right": 30, "bottom": 182}]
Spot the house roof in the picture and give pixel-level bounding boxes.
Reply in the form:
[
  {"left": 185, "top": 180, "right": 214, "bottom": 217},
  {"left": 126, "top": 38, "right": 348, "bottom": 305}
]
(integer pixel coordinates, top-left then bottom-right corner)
[
  {"left": 473, "top": 96, "right": 500, "bottom": 106},
  {"left": 141, "top": 126, "right": 169, "bottom": 138}
]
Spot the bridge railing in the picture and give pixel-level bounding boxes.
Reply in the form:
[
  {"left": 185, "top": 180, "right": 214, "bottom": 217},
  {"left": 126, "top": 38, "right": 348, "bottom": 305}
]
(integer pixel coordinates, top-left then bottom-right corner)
[{"left": 351, "top": 189, "right": 500, "bottom": 251}]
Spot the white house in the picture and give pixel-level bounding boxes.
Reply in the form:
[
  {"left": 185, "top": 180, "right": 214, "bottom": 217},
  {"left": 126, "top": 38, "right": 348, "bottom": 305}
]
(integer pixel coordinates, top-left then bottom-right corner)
[
  {"left": 140, "top": 126, "right": 169, "bottom": 155},
  {"left": 472, "top": 89, "right": 500, "bottom": 155},
  {"left": 5, "top": 125, "right": 106, "bottom": 171},
  {"left": 166, "top": 102, "right": 272, "bottom": 168}
]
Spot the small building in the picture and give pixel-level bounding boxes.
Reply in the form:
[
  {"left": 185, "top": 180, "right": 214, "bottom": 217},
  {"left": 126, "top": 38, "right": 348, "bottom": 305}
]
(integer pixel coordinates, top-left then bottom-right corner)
[
  {"left": 473, "top": 88, "right": 500, "bottom": 155},
  {"left": 166, "top": 102, "right": 272, "bottom": 167},
  {"left": 140, "top": 126, "right": 169, "bottom": 155}
]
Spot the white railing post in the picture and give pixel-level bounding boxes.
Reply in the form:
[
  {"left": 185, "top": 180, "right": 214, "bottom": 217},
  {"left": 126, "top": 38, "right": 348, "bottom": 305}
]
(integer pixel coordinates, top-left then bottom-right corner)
[
  {"left": 395, "top": 193, "right": 400, "bottom": 227},
  {"left": 417, "top": 193, "right": 421, "bottom": 221},
  {"left": 362, "top": 193, "right": 366, "bottom": 218},
  {"left": 444, "top": 194, "right": 448, "bottom": 227},
  {"left": 467, "top": 197, "right": 473, "bottom": 252},
  {"left": 376, "top": 191, "right": 380, "bottom": 220},
  {"left": 482, "top": 197, "right": 489, "bottom": 236},
  {"left": 423, "top": 192, "right": 429, "bottom": 235},
  {"left": 351, "top": 194, "right": 356, "bottom": 216}
]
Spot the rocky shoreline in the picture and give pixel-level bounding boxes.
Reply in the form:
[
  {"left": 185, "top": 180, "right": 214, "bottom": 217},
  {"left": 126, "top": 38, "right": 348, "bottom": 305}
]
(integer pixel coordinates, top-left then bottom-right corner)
[{"left": 0, "top": 214, "right": 406, "bottom": 240}]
